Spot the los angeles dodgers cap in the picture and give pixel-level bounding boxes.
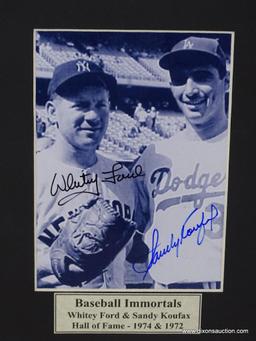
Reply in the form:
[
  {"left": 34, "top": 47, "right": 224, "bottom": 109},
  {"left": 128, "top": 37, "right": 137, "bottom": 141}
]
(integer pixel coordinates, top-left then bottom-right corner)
[
  {"left": 159, "top": 36, "right": 227, "bottom": 77},
  {"left": 47, "top": 59, "right": 117, "bottom": 97}
]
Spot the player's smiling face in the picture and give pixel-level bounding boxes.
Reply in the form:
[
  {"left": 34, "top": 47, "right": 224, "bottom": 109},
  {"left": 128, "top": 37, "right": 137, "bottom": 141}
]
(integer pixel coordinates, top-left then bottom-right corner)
[
  {"left": 52, "top": 86, "right": 110, "bottom": 151},
  {"left": 170, "top": 64, "right": 226, "bottom": 127}
]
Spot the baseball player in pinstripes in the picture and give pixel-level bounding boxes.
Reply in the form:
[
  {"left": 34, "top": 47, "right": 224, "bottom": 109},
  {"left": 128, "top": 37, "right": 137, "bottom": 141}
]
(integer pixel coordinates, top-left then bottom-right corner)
[
  {"left": 135, "top": 36, "right": 230, "bottom": 290},
  {"left": 36, "top": 59, "right": 138, "bottom": 289}
]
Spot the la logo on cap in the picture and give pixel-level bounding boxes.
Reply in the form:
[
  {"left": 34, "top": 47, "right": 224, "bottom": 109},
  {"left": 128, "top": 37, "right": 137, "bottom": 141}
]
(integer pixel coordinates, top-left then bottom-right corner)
[
  {"left": 76, "top": 60, "right": 91, "bottom": 72},
  {"left": 183, "top": 39, "right": 194, "bottom": 49}
]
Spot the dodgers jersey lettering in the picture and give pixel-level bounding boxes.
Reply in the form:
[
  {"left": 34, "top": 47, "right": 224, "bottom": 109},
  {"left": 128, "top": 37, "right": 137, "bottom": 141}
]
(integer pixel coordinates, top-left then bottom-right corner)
[
  {"left": 36, "top": 147, "right": 136, "bottom": 288},
  {"left": 137, "top": 129, "right": 228, "bottom": 284}
]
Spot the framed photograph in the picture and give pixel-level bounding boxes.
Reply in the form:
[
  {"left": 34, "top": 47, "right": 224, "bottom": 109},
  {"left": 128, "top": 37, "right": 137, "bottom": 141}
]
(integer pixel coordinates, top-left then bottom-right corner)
[
  {"left": 34, "top": 30, "right": 234, "bottom": 296},
  {"left": 3, "top": 2, "right": 255, "bottom": 336}
]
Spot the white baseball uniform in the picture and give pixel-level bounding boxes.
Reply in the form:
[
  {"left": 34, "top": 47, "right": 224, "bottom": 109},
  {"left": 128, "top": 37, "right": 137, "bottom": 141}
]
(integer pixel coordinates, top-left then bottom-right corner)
[
  {"left": 136, "top": 128, "right": 229, "bottom": 286},
  {"left": 36, "top": 146, "right": 136, "bottom": 289}
]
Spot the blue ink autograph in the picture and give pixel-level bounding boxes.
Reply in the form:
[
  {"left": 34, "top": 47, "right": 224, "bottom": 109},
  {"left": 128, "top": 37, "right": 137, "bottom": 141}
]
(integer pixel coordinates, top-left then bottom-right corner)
[{"left": 133, "top": 204, "right": 219, "bottom": 279}]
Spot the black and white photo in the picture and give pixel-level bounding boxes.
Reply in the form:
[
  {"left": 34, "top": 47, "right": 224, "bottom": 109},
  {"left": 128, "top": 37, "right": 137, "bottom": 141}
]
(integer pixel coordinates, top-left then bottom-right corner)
[{"left": 34, "top": 30, "right": 234, "bottom": 291}]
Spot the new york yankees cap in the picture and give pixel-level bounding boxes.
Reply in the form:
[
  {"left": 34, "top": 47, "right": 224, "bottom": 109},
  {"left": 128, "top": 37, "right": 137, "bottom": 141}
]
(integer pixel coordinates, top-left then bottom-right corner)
[
  {"left": 47, "top": 59, "right": 117, "bottom": 97},
  {"left": 159, "top": 36, "right": 227, "bottom": 77}
]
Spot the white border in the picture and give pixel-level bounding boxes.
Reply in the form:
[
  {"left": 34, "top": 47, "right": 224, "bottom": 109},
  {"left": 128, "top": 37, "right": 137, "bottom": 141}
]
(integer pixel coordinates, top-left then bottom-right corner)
[{"left": 33, "top": 29, "right": 235, "bottom": 293}]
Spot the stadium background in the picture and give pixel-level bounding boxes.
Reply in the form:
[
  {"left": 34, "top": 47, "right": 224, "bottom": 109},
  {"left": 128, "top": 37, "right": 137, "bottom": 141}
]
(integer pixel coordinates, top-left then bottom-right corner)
[
  {"left": 35, "top": 31, "right": 231, "bottom": 162},
  {"left": 35, "top": 31, "right": 231, "bottom": 288}
]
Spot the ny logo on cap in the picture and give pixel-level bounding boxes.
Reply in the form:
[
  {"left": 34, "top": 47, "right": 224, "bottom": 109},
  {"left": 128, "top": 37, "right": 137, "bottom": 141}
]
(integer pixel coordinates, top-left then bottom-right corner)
[
  {"left": 183, "top": 39, "right": 194, "bottom": 49},
  {"left": 76, "top": 60, "right": 91, "bottom": 72}
]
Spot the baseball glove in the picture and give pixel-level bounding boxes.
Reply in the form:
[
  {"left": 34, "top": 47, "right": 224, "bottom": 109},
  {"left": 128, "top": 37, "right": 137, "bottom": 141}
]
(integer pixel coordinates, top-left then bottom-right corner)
[{"left": 50, "top": 197, "right": 136, "bottom": 286}]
